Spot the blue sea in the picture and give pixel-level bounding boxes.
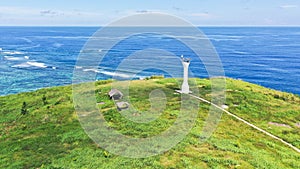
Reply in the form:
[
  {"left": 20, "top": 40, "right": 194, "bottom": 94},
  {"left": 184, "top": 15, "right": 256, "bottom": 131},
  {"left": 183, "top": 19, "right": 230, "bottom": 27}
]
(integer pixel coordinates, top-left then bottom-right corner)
[{"left": 1, "top": 27, "right": 300, "bottom": 96}]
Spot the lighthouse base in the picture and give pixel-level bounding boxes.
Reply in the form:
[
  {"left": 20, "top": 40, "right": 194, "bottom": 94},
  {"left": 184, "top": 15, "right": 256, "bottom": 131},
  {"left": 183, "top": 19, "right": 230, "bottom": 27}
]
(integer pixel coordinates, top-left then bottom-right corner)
[
  {"left": 176, "top": 82, "right": 192, "bottom": 94},
  {"left": 175, "top": 90, "right": 192, "bottom": 94},
  {"left": 181, "top": 82, "right": 190, "bottom": 94}
]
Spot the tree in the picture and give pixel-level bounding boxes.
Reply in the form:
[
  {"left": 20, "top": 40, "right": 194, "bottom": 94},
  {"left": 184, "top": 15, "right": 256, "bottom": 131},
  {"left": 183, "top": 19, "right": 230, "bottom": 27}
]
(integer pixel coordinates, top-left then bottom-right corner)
[
  {"left": 42, "top": 95, "right": 47, "bottom": 105},
  {"left": 21, "top": 102, "right": 28, "bottom": 115}
]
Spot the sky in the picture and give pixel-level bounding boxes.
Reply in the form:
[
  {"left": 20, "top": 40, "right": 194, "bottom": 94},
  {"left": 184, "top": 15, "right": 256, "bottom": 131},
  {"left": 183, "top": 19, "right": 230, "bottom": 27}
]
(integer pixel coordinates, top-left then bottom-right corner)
[{"left": 0, "top": 0, "right": 300, "bottom": 26}]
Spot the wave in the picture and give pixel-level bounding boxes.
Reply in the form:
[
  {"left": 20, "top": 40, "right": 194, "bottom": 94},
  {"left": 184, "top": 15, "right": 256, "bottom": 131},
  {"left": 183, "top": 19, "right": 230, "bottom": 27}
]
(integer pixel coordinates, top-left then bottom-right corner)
[
  {"left": 11, "top": 63, "right": 31, "bottom": 68},
  {"left": 29, "top": 36, "right": 90, "bottom": 39},
  {"left": 83, "top": 68, "right": 100, "bottom": 73},
  {"left": 2, "top": 51, "right": 24, "bottom": 55},
  {"left": 208, "top": 35, "right": 244, "bottom": 42},
  {"left": 266, "top": 67, "right": 289, "bottom": 73},
  {"left": 209, "top": 35, "right": 245, "bottom": 39},
  {"left": 18, "top": 44, "right": 41, "bottom": 50},
  {"left": 211, "top": 38, "right": 241, "bottom": 42},
  {"left": 4, "top": 56, "right": 24, "bottom": 61},
  {"left": 232, "top": 50, "right": 249, "bottom": 55},
  {"left": 80, "top": 49, "right": 104, "bottom": 53},
  {"left": 271, "top": 44, "right": 300, "bottom": 47},
  {"left": 250, "top": 63, "right": 268, "bottom": 67},
  {"left": 100, "top": 70, "right": 131, "bottom": 78},
  {"left": 27, "top": 62, "right": 47, "bottom": 68},
  {"left": 75, "top": 66, "right": 83, "bottom": 69},
  {"left": 258, "top": 57, "right": 285, "bottom": 62},
  {"left": 19, "top": 37, "right": 33, "bottom": 43},
  {"left": 12, "top": 61, "right": 47, "bottom": 69},
  {"left": 82, "top": 68, "right": 136, "bottom": 78},
  {"left": 53, "top": 43, "right": 63, "bottom": 48},
  {"left": 174, "top": 35, "right": 209, "bottom": 40},
  {"left": 4, "top": 55, "right": 30, "bottom": 61}
]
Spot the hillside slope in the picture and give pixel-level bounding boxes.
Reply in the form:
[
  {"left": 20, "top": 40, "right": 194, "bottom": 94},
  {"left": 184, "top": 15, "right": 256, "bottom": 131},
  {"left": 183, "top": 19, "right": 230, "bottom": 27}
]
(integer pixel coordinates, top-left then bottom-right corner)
[{"left": 1, "top": 78, "right": 300, "bottom": 169}]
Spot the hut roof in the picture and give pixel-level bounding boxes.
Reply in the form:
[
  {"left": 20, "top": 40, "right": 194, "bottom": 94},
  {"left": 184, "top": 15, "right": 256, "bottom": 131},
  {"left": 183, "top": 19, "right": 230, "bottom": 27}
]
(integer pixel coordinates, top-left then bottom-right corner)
[{"left": 108, "top": 89, "right": 123, "bottom": 97}]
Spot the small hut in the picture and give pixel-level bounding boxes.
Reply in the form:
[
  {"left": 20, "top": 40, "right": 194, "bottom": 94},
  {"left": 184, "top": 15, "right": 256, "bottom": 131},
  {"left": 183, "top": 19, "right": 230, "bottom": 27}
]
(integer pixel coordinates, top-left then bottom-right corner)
[{"left": 108, "top": 89, "right": 123, "bottom": 100}]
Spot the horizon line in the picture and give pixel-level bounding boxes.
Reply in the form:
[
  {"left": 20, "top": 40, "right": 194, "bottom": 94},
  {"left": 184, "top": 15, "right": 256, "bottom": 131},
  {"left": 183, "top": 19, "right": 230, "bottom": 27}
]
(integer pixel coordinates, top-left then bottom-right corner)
[{"left": 1, "top": 25, "right": 300, "bottom": 27}]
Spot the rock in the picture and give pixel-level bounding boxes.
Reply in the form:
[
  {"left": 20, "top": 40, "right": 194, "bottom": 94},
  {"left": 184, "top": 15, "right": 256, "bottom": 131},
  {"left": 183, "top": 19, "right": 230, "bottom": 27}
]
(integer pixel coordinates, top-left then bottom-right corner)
[{"left": 221, "top": 105, "right": 229, "bottom": 109}]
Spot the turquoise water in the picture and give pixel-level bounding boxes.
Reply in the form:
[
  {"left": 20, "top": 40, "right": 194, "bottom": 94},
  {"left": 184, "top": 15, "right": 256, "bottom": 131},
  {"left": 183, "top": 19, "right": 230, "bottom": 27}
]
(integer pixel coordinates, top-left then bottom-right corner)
[{"left": 1, "top": 27, "right": 300, "bottom": 95}]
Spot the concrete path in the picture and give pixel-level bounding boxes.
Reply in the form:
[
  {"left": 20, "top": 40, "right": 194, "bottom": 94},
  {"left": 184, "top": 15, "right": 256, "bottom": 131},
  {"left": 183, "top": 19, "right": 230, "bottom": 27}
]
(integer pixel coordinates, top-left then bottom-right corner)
[{"left": 186, "top": 93, "right": 300, "bottom": 154}]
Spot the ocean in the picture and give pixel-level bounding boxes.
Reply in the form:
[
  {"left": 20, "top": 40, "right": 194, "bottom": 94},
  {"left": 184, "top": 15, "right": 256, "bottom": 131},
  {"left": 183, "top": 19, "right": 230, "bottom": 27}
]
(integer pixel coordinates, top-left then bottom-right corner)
[{"left": 1, "top": 27, "right": 300, "bottom": 96}]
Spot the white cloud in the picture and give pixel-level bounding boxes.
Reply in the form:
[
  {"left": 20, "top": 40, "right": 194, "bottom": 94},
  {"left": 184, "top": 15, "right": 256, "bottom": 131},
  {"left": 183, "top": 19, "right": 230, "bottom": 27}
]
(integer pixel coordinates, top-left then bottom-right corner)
[
  {"left": 40, "top": 10, "right": 61, "bottom": 16},
  {"left": 117, "top": 9, "right": 163, "bottom": 16},
  {"left": 264, "top": 18, "right": 275, "bottom": 25},
  {"left": 0, "top": 6, "right": 105, "bottom": 25},
  {"left": 280, "top": 5, "right": 298, "bottom": 9},
  {"left": 0, "top": 6, "right": 38, "bottom": 15}
]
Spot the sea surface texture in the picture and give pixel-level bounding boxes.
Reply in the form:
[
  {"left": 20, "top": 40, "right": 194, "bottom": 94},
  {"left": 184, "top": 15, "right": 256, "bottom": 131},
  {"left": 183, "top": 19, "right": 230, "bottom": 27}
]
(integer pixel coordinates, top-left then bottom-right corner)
[{"left": 1, "top": 27, "right": 300, "bottom": 95}]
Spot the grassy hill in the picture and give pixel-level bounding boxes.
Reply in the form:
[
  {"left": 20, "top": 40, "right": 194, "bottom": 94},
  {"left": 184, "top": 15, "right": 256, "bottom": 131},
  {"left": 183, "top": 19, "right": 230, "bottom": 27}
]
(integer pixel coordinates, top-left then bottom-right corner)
[{"left": 1, "top": 78, "right": 300, "bottom": 169}]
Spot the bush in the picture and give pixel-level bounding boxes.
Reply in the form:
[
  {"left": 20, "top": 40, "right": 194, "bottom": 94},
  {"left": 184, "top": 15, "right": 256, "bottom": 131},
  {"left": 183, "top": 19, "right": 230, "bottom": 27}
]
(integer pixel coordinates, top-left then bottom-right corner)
[
  {"left": 21, "top": 102, "right": 28, "bottom": 115},
  {"left": 42, "top": 95, "right": 47, "bottom": 105}
]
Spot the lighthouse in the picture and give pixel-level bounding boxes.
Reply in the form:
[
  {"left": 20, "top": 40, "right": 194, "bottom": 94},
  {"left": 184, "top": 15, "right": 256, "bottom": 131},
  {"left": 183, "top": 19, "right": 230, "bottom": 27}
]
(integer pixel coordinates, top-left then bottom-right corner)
[{"left": 181, "top": 55, "right": 190, "bottom": 94}]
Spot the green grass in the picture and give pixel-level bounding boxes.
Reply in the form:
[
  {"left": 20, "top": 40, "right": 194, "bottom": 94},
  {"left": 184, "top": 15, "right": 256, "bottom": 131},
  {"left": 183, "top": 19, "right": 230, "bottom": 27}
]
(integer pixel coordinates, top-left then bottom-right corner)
[{"left": 0, "top": 78, "right": 300, "bottom": 169}]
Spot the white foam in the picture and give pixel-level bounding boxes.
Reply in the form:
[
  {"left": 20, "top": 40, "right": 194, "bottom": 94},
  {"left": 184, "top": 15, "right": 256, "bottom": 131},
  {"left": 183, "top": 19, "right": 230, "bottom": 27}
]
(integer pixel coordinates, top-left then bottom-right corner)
[
  {"left": 20, "top": 37, "right": 32, "bottom": 43},
  {"left": 266, "top": 67, "right": 288, "bottom": 73},
  {"left": 24, "top": 56, "right": 30, "bottom": 60},
  {"left": 12, "top": 61, "right": 47, "bottom": 68},
  {"left": 80, "top": 49, "right": 103, "bottom": 53},
  {"left": 3, "top": 51, "right": 24, "bottom": 55},
  {"left": 81, "top": 68, "right": 131, "bottom": 78},
  {"left": 75, "top": 66, "right": 83, "bottom": 69},
  {"left": 4, "top": 56, "right": 24, "bottom": 61},
  {"left": 175, "top": 35, "right": 208, "bottom": 40},
  {"left": 83, "top": 68, "right": 100, "bottom": 73},
  {"left": 210, "top": 35, "right": 245, "bottom": 39},
  {"left": 211, "top": 38, "right": 240, "bottom": 42},
  {"left": 31, "top": 36, "right": 90, "bottom": 39},
  {"left": 27, "top": 61, "right": 47, "bottom": 68},
  {"left": 53, "top": 43, "right": 63, "bottom": 48},
  {"left": 0, "top": 48, "right": 2, "bottom": 51},
  {"left": 12, "top": 63, "right": 29, "bottom": 68},
  {"left": 100, "top": 71, "right": 131, "bottom": 78},
  {"left": 232, "top": 50, "right": 249, "bottom": 55}
]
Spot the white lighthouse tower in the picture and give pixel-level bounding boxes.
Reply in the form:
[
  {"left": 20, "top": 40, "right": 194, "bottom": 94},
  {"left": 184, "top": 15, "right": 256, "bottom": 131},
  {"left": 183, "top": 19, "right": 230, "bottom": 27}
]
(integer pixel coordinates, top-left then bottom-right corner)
[{"left": 181, "top": 55, "right": 190, "bottom": 94}]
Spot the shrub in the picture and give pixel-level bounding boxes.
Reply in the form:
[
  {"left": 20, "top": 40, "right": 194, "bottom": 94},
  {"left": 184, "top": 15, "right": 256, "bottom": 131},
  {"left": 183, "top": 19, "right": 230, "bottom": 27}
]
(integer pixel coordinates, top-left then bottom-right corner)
[
  {"left": 42, "top": 95, "right": 47, "bottom": 105},
  {"left": 21, "top": 102, "right": 28, "bottom": 115}
]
